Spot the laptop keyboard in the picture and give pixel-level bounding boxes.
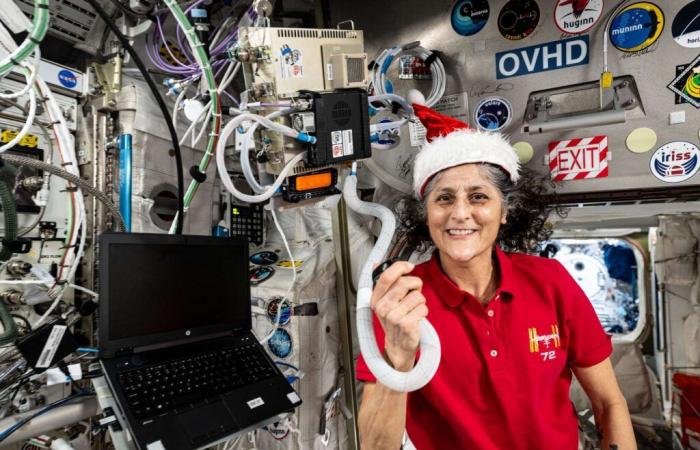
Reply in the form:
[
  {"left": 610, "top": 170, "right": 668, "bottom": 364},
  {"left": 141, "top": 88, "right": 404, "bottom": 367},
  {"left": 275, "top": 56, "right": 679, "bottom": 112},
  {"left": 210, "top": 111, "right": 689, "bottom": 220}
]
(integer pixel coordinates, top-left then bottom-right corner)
[{"left": 118, "top": 343, "right": 277, "bottom": 420}]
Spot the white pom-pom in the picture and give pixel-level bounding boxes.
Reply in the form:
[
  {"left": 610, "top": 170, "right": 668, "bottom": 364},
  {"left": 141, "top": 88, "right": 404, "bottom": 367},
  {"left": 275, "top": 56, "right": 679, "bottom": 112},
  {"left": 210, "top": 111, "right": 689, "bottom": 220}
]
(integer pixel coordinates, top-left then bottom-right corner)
[{"left": 407, "top": 89, "right": 426, "bottom": 106}]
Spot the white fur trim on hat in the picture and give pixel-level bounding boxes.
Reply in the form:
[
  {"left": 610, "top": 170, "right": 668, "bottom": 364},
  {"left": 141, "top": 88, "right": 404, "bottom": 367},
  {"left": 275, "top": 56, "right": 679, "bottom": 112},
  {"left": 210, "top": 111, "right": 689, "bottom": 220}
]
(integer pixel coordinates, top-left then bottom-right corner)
[{"left": 412, "top": 130, "right": 521, "bottom": 198}]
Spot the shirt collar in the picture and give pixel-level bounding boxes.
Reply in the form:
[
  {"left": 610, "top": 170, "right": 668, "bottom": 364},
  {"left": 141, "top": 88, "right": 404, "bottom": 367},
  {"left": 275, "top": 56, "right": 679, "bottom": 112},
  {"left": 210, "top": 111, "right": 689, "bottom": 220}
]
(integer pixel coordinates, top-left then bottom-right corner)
[{"left": 426, "top": 246, "right": 516, "bottom": 308}]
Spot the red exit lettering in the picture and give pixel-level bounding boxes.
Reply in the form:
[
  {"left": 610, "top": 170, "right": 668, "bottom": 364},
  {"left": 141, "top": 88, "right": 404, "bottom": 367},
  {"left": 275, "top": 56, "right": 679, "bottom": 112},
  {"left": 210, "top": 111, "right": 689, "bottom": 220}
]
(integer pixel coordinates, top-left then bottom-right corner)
[{"left": 555, "top": 145, "right": 600, "bottom": 173}]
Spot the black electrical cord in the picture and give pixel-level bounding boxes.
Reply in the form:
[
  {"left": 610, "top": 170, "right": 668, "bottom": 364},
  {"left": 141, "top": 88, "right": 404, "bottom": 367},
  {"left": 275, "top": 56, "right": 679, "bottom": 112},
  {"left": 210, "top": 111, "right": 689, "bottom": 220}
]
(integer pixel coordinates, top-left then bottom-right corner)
[{"left": 86, "top": 0, "right": 185, "bottom": 234}]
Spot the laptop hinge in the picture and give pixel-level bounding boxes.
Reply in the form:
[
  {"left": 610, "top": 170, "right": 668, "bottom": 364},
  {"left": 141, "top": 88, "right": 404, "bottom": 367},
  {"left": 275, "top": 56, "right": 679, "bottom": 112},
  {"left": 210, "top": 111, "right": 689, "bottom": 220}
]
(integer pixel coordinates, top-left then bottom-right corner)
[
  {"left": 132, "top": 330, "right": 234, "bottom": 354},
  {"left": 115, "top": 347, "right": 134, "bottom": 357}
]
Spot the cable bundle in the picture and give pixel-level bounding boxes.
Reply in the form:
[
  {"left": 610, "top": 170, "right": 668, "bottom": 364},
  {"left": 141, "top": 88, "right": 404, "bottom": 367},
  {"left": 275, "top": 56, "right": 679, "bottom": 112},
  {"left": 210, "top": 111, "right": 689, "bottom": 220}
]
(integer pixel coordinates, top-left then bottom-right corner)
[{"left": 369, "top": 42, "right": 446, "bottom": 108}]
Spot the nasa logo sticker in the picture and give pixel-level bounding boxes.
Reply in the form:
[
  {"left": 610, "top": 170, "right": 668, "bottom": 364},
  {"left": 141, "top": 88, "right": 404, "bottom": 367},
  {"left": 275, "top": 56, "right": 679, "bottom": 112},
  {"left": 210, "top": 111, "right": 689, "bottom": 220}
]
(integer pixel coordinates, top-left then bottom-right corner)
[
  {"left": 498, "top": 0, "right": 540, "bottom": 41},
  {"left": 554, "top": 0, "right": 604, "bottom": 34},
  {"left": 474, "top": 97, "right": 512, "bottom": 132},
  {"left": 57, "top": 69, "right": 78, "bottom": 89},
  {"left": 649, "top": 141, "right": 700, "bottom": 183},
  {"left": 451, "top": 0, "right": 490, "bottom": 37},
  {"left": 609, "top": 2, "right": 664, "bottom": 53},
  {"left": 672, "top": 2, "right": 700, "bottom": 48}
]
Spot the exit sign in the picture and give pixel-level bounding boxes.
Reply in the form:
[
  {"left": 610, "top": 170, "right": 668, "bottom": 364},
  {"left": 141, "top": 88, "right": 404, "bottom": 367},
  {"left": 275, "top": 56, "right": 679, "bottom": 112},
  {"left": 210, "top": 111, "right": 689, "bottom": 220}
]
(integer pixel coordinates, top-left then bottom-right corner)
[{"left": 548, "top": 135, "right": 609, "bottom": 181}]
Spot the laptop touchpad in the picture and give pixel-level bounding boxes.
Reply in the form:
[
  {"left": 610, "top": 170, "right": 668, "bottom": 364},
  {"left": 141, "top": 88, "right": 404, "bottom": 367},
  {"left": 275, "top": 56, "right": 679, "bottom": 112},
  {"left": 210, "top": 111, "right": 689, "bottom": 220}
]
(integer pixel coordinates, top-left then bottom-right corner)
[{"left": 178, "top": 401, "right": 238, "bottom": 444}]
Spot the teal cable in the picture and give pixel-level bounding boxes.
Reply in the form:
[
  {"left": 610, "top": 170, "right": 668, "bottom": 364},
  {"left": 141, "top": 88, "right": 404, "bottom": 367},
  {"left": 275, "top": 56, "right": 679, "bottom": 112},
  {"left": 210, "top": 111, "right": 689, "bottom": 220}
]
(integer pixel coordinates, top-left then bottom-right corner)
[
  {"left": 0, "top": 0, "right": 50, "bottom": 78},
  {"left": 164, "top": 0, "right": 221, "bottom": 233}
]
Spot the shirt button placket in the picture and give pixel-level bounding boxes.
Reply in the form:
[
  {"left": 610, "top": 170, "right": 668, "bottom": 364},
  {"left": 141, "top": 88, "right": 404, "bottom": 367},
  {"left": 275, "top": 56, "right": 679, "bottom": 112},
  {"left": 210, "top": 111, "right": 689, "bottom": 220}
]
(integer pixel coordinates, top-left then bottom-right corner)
[{"left": 487, "top": 306, "right": 497, "bottom": 360}]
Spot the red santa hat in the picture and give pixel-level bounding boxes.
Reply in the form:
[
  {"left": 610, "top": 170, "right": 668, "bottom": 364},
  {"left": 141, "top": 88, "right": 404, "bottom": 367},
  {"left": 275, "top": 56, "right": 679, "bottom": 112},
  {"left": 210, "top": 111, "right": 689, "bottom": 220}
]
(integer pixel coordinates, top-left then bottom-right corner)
[{"left": 412, "top": 103, "right": 520, "bottom": 199}]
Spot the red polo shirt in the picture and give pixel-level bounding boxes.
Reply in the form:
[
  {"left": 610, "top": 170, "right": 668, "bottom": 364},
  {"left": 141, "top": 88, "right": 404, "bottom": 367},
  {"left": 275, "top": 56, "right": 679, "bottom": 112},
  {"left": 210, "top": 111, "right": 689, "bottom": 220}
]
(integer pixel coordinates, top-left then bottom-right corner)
[{"left": 356, "top": 247, "right": 612, "bottom": 450}]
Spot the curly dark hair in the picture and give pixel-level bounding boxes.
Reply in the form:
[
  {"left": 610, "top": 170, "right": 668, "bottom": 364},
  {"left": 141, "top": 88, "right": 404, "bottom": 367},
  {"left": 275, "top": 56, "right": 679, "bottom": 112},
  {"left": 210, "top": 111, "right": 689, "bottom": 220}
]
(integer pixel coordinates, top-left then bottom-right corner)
[{"left": 395, "top": 164, "right": 567, "bottom": 254}]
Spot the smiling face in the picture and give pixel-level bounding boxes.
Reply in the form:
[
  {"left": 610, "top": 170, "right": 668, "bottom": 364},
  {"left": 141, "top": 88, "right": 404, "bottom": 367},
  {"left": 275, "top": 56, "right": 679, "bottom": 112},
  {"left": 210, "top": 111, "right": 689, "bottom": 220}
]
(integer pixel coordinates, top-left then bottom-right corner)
[{"left": 425, "top": 164, "right": 506, "bottom": 267}]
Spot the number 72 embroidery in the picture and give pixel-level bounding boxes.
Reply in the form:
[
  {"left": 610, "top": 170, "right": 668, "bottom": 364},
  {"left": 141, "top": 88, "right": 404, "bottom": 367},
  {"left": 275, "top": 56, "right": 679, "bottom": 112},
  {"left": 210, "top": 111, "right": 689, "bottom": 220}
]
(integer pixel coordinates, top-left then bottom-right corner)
[{"left": 529, "top": 325, "right": 561, "bottom": 362}]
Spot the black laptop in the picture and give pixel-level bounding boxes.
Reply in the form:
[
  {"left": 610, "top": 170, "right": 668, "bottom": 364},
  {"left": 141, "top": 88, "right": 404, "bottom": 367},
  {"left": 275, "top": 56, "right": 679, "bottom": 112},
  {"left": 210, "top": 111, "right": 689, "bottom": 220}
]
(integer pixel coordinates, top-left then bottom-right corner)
[{"left": 98, "top": 233, "right": 302, "bottom": 450}]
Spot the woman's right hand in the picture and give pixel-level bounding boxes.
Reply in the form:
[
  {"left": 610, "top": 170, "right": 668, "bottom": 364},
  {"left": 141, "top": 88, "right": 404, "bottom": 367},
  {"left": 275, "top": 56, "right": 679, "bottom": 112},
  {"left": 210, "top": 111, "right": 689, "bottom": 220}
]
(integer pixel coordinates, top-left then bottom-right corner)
[{"left": 371, "top": 261, "right": 429, "bottom": 372}]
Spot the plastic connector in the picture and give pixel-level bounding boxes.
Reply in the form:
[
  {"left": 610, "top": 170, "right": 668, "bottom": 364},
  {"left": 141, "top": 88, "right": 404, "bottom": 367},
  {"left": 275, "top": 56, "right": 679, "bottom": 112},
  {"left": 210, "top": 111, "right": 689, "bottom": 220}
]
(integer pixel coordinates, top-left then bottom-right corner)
[
  {"left": 296, "top": 132, "right": 316, "bottom": 144},
  {"left": 163, "top": 78, "right": 183, "bottom": 97},
  {"left": 601, "top": 71, "right": 613, "bottom": 89},
  {"left": 35, "top": 187, "right": 50, "bottom": 207}
]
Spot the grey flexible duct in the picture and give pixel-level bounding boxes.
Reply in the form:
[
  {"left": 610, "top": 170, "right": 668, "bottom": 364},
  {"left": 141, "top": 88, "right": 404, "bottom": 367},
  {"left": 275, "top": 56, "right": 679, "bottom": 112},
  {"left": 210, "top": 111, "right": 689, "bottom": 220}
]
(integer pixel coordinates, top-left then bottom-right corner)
[
  {"left": 0, "top": 165, "right": 19, "bottom": 345},
  {"left": 0, "top": 164, "right": 18, "bottom": 261},
  {"left": 1, "top": 155, "right": 126, "bottom": 232},
  {"left": 0, "top": 297, "right": 17, "bottom": 346}
]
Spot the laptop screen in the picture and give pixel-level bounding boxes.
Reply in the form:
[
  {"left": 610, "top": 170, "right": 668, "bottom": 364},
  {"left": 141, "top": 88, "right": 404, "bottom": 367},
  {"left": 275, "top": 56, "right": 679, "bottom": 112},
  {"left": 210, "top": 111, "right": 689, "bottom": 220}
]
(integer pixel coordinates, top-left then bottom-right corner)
[{"left": 99, "top": 233, "right": 251, "bottom": 351}]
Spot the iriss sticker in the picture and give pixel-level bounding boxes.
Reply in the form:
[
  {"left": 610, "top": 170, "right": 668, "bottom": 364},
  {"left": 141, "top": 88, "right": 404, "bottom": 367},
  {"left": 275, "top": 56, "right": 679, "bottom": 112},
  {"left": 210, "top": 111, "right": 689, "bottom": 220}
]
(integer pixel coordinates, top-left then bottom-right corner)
[{"left": 649, "top": 142, "right": 700, "bottom": 183}]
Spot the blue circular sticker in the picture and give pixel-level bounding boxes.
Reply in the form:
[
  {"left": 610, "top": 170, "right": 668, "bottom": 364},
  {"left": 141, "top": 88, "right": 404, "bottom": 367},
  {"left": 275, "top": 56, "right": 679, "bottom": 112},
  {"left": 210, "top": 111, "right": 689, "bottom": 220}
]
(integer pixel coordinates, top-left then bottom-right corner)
[
  {"left": 649, "top": 141, "right": 700, "bottom": 183},
  {"left": 267, "top": 297, "right": 292, "bottom": 326},
  {"left": 250, "top": 250, "right": 278, "bottom": 265},
  {"left": 57, "top": 69, "right": 78, "bottom": 89},
  {"left": 451, "top": 0, "right": 490, "bottom": 36},
  {"left": 268, "top": 328, "right": 293, "bottom": 359},
  {"left": 250, "top": 266, "right": 275, "bottom": 286},
  {"left": 609, "top": 2, "right": 664, "bottom": 52},
  {"left": 474, "top": 97, "right": 512, "bottom": 132}
]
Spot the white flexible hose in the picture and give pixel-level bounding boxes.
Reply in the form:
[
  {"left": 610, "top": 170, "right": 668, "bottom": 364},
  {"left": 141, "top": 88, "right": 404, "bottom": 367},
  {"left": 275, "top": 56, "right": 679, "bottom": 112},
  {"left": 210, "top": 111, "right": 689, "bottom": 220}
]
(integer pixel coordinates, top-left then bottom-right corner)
[
  {"left": 216, "top": 113, "right": 309, "bottom": 203},
  {"left": 0, "top": 84, "right": 35, "bottom": 153},
  {"left": 343, "top": 167, "right": 440, "bottom": 392},
  {"left": 241, "top": 108, "right": 294, "bottom": 193},
  {"left": 171, "top": 87, "right": 188, "bottom": 132},
  {"left": 363, "top": 159, "right": 412, "bottom": 195},
  {"left": 0, "top": 52, "right": 38, "bottom": 99}
]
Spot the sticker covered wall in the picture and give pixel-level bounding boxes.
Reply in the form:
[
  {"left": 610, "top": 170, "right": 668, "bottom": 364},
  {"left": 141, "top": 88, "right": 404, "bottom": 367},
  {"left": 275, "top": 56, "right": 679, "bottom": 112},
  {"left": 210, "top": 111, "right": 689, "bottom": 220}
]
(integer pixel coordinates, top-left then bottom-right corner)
[{"left": 329, "top": 0, "right": 700, "bottom": 197}]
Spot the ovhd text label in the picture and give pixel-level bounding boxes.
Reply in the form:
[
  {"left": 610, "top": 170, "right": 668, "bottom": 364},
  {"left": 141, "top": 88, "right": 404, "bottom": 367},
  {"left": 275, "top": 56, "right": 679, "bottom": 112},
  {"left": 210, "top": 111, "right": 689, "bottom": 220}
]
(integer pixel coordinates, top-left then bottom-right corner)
[{"left": 495, "top": 35, "right": 589, "bottom": 79}]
